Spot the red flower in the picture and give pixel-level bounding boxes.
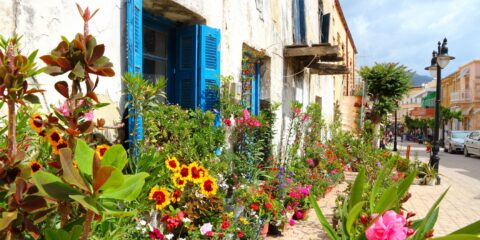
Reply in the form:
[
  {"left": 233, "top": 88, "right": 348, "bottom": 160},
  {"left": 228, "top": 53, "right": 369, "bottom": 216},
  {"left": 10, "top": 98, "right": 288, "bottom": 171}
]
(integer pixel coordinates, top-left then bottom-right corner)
[
  {"left": 206, "top": 231, "right": 213, "bottom": 237},
  {"left": 265, "top": 202, "right": 272, "bottom": 210},
  {"left": 237, "top": 229, "right": 245, "bottom": 239},
  {"left": 360, "top": 214, "right": 369, "bottom": 225},
  {"left": 223, "top": 118, "right": 232, "bottom": 126},
  {"left": 149, "top": 228, "right": 164, "bottom": 240},
  {"left": 221, "top": 220, "right": 230, "bottom": 229},
  {"left": 250, "top": 203, "right": 259, "bottom": 211}
]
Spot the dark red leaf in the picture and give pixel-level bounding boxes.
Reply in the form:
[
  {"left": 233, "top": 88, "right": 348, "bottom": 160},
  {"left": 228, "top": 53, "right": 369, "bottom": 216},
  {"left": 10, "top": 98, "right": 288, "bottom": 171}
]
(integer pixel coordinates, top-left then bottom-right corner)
[
  {"left": 39, "top": 55, "right": 57, "bottom": 65},
  {"left": 24, "top": 217, "right": 40, "bottom": 239},
  {"left": 15, "top": 178, "right": 27, "bottom": 204},
  {"left": 93, "top": 166, "right": 114, "bottom": 192},
  {"left": 90, "top": 44, "right": 104, "bottom": 63},
  {"left": 90, "top": 67, "right": 115, "bottom": 77},
  {"left": 56, "top": 58, "right": 72, "bottom": 70},
  {"left": 86, "top": 91, "right": 99, "bottom": 103},
  {"left": 54, "top": 81, "right": 69, "bottom": 98},
  {"left": 20, "top": 196, "right": 47, "bottom": 213}
]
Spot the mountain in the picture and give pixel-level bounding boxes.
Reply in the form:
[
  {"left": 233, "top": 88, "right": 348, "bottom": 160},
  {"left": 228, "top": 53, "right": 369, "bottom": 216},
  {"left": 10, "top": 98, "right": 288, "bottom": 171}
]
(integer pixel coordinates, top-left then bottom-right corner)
[{"left": 410, "top": 73, "right": 433, "bottom": 87}]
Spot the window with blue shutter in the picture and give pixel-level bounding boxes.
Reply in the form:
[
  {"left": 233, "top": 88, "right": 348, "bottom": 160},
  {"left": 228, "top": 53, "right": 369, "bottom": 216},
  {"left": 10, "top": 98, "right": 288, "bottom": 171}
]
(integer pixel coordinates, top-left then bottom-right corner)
[
  {"left": 293, "top": 0, "right": 306, "bottom": 44},
  {"left": 126, "top": 0, "right": 143, "bottom": 146},
  {"left": 251, "top": 62, "right": 260, "bottom": 116},
  {"left": 198, "top": 25, "right": 221, "bottom": 113},
  {"left": 241, "top": 51, "right": 261, "bottom": 116},
  {"left": 175, "top": 26, "right": 199, "bottom": 109},
  {"left": 321, "top": 13, "right": 330, "bottom": 43}
]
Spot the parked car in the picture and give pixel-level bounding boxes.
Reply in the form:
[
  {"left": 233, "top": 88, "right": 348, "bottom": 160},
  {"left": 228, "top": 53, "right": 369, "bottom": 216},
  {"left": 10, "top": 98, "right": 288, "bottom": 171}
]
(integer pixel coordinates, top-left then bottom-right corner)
[
  {"left": 444, "top": 130, "right": 472, "bottom": 153},
  {"left": 464, "top": 131, "right": 480, "bottom": 157}
]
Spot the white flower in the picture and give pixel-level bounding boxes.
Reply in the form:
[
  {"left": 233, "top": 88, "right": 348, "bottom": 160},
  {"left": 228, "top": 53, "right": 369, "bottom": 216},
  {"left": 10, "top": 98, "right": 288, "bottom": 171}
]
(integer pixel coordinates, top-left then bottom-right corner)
[
  {"left": 179, "top": 238, "right": 186, "bottom": 240},
  {"left": 165, "top": 233, "right": 174, "bottom": 240},
  {"left": 182, "top": 217, "right": 191, "bottom": 223},
  {"left": 200, "top": 222, "right": 213, "bottom": 235},
  {"left": 140, "top": 220, "right": 147, "bottom": 226}
]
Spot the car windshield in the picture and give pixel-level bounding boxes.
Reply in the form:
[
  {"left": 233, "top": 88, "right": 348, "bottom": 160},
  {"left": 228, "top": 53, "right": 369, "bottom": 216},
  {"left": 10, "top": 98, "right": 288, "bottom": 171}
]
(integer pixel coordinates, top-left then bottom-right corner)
[{"left": 452, "top": 132, "right": 470, "bottom": 138}]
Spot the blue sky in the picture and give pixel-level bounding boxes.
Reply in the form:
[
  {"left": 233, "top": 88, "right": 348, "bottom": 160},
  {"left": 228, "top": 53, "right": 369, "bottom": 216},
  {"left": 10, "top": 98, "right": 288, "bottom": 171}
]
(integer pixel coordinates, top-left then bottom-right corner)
[{"left": 339, "top": 0, "right": 480, "bottom": 76}]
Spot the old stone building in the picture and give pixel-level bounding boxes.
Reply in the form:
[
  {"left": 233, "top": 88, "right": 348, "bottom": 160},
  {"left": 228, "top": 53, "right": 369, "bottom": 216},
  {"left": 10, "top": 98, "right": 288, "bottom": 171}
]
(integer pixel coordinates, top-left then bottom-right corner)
[{"left": 0, "top": 0, "right": 356, "bottom": 148}]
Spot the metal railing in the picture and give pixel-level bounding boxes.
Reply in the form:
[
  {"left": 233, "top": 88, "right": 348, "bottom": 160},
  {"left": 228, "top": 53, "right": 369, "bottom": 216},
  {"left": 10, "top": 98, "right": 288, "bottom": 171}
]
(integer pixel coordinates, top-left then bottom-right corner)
[{"left": 451, "top": 90, "right": 472, "bottom": 103}]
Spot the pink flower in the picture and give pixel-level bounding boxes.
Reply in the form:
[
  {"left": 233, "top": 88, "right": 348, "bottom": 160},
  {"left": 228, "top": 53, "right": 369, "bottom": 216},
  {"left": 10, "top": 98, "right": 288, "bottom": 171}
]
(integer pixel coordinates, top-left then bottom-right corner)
[
  {"left": 242, "top": 109, "right": 251, "bottom": 119},
  {"left": 289, "top": 219, "right": 295, "bottom": 226},
  {"left": 223, "top": 118, "right": 232, "bottom": 126},
  {"left": 83, "top": 110, "right": 94, "bottom": 121},
  {"left": 295, "top": 211, "right": 303, "bottom": 219},
  {"left": 366, "top": 210, "right": 411, "bottom": 240},
  {"left": 286, "top": 178, "right": 292, "bottom": 184},
  {"left": 148, "top": 228, "right": 165, "bottom": 240},
  {"left": 200, "top": 223, "right": 213, "bottom": 236},
  {"left": 57, "top": 101, "right": 70, "bottom": 117},
  {"left": 301, "top": 114, "right": 310, "bottom": 121},
  {"left": 306, "top": 159, "right": 314, "bottom": 166},
  {"left": 330, "top": 169, "right": 339, "bottom": 175}
]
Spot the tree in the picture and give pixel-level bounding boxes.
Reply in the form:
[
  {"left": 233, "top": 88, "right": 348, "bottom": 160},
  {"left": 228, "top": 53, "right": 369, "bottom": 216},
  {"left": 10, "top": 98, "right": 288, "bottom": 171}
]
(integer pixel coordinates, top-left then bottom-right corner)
[
  {"left": 440, "top": 106, "right": 463, "bottom": 145},
  {"left": 359, "top": 63, "right": 412, "bottom": 147}
]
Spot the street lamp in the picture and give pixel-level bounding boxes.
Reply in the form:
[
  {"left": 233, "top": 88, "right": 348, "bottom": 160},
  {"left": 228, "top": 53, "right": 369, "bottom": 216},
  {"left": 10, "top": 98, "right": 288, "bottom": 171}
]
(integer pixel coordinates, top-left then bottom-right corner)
[
  {"left": 424, "top": 38, "right": 454, "bottom": 185},
  {"left": 393, "top": 102, "right": 398, "bottom": 152}
]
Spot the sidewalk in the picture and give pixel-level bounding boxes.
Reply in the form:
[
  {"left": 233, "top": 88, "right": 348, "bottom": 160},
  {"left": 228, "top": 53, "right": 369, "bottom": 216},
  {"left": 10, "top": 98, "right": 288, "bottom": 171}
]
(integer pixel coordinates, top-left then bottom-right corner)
[{"left": 396, "top": 141, "right": 480, "bottom": 236}]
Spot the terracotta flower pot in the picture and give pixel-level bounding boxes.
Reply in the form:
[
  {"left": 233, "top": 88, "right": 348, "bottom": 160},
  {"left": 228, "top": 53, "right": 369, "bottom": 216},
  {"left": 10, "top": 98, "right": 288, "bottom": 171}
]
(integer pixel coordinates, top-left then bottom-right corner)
[{"left": 259, "top": 223, "right": 269, "bottom": 238}]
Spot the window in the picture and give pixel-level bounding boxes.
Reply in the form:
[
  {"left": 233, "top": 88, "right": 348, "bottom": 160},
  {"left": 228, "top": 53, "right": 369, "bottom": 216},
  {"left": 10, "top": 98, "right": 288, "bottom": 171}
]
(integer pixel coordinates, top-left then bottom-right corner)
[
  {"left": 126, "top": 0, "right": 222, "bottom": 142},
  {"left": 241, "top": 51, "right": 261, "bottom": 115},
  {"left": 293, "top": 0, "right": 306, "bottom": 44}
]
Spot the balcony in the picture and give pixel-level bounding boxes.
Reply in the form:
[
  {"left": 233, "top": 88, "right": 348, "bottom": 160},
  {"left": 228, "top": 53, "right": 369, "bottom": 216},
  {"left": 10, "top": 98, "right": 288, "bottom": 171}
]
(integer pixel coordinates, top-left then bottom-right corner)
[{"left": 451, "top": 90, "right": 472, "bottom": 103}]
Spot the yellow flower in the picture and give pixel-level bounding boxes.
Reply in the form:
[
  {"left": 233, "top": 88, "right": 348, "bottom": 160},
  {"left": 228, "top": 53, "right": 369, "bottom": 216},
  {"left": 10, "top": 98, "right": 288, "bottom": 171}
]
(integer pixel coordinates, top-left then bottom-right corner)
[
  {"left": 52, "top": 138, "right": 68, "bottom": 155},
  {"left": 29, "top": 114, "right": 43, "bottom": 132},
  {"left": 148, "top": 186, "right": 171, "bottom": 210},
  {"left": 239, "top": 217, "right": 249, "bottom": 225},
  {"left": 178, "top": 164, "right": 190, "bottom": 180},
  {"left": 200, "top": 176, "right": 218, "bottom": 196},
  {"left": 165, "top": 157, "right": 180, "bottom": 172},
  {"left": 47, "top": 130, "right": 62, "bottom": 146},
  {"left": 189, "top": 162, "right": 204, "bottom": 184},
  {"left": 96, "top": 144, "right": 110, "bottom": 159},
  {"left": 197, "top": 165, "right": 208, "bottom": 178},
  {"left": 29, "top": 160, "right": 42, "bottom": 173},
  {"left": 172, "top": 172, "right": 187, "bottom": 188}
]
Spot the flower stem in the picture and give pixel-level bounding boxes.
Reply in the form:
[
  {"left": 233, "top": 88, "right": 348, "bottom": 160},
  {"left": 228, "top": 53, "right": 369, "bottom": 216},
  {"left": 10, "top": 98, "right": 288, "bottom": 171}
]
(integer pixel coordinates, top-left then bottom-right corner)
[
  {"left": 81, "top": 210, "right": 94, "bottom": 240},
  {"left": 6, "top": 99, "right": 16, "bottom": 163}
]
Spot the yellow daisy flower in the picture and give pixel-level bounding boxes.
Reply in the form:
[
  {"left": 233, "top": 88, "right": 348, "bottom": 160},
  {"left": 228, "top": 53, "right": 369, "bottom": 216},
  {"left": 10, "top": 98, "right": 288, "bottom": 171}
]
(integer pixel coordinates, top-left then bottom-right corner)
[
  {"left": 197, "top": 165, "right": 208, "bottom": 179},
  {"left": 148, "top": 186, "right": 171, "bottom": 210},
  {"left": 52, "top": 138, "right": 68, "bottom": 155},
  {"left": 47, "top": 130, "right": 62, "bottom": 146},
  {"left": 172, "top": 172, "right": 187, "bottom": 188},
  {"left": 29, "top": 160, "right": 42, "bottom": 173},
  {"left": 29, "top": 114, "right": 43, "bottom": 132},
  {"left": 178, "top": 164, "right": 190, "bottom": 180},
  {"left": 96, "top": 144, "right": 110, "bottom": 160},
  {"left": 200, "top": 176, "right": 218, "bottom": 196},
  {"left": 165, "top": 157, "right": 180, "bottom": 172},
  {"left": 189, "top": 162, "right": 204, "bottom": 184}
]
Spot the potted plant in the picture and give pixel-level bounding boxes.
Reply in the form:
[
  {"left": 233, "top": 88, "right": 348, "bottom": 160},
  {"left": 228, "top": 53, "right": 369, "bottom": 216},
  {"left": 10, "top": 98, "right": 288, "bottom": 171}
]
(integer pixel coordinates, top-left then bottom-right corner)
[{"left": 419, "top": 162, "right": 437, "bottom": 185}]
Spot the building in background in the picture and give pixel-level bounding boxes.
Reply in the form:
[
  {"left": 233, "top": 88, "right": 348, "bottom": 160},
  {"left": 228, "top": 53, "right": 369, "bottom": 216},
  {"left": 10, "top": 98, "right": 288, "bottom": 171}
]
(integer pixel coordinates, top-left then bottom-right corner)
[
  {"left": 0, "top": 0, "right": 357, "bottom": 149},
  {"left": 442, "top": 60, "right": 480, "bottom": 130}
]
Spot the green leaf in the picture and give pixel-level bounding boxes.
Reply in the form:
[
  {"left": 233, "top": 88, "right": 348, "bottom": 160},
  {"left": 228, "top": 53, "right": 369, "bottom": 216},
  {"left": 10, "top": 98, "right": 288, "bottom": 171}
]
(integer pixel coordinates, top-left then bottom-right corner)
[
  {"left": 59, "top": 148, "right": 89, "bottom": 192},
  {"left": 75, "top": 138, "right": 94, "bottom": 176},
  {"left": 346, "top": 201, "right": 366, "bottom": 238},
  {"left": 99, "top": 172, "right": 149, "bottom": 202},
  {"left": 24, "top": 94, "right": 40, "bottom": 104},
  {"left": 309, "top": 194, "right": 339, "bottom": 240},
  {"left": 101, "top": 144, "right": 128, "bottom": 170},
  {"left": 370, "top": 159, "right": 394, "bottom": 211},
  {"left": 44, "top": 228, "right": 70, "bottom": 240},
  {"left": 28, "top": 49, "right": 39, "bottom": 63},
  {"left": 374, "top": 185, "right": 398, "bottom": 214},
  {"left": 412, "top": 188, "right": 449, "bottom": 240},
  {"left": 432, "top": 235, "right": 480, "bottom": 240},
  {"left": 32, "top": 171, "right": 81, "bottom": 200},
  {"left": 0, "top": 211, "right": 17, "bottom": 231},
  {"left": 396, "top": 170, "right": 416, "bottom": 200},
  {"left": 449, "top": 220, "right": 480, "bottom": 235},
  {"left": 349, "top": 168, "right": 365, "bottom": 210},
  {"left": 93, "top": 166, "right": 124, "bottom": 192},
  {"left": 100, "top": 201, "right": 136, "bottom": 217},
  {"left": 69, "top": 195, "right": 100, "bottom": 214},
  {"left": 72, "top": 62, "right": 85, "bottom": 78}
]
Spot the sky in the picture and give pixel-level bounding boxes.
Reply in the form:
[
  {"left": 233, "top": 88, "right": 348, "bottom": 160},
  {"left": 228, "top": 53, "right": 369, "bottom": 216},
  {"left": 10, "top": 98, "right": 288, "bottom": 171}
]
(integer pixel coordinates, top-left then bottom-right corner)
[{"left": 339, "top": 0, "right": 480, "bottom": 76}]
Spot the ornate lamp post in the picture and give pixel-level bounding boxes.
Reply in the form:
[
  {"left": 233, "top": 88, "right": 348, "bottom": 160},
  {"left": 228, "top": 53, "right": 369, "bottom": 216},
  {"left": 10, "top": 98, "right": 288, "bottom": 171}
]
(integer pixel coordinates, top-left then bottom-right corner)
[
  {"left": 424, "top": 38, "right": 454, "bottom": 185},
  {"left": 393, "top": 106, "right": 398, "bottom": 152}
]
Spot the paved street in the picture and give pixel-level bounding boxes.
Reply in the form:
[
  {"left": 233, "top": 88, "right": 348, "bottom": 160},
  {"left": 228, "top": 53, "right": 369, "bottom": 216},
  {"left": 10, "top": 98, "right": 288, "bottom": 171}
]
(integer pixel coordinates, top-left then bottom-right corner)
[{"left": 396, "top": 140, "right": 480, "bottom": 236}]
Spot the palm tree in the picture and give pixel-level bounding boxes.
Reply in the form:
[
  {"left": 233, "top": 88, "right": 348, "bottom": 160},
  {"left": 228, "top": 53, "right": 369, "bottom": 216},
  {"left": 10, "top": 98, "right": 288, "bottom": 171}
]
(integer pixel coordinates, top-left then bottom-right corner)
[{"left": 440, "top": 106, "right": 463, "bottom": 146}]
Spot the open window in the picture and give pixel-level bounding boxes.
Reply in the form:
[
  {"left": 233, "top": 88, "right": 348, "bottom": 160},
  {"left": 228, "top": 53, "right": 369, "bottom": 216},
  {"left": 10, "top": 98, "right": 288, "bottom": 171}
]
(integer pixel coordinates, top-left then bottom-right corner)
[
  {"left": 126, "top": 0, "right": 221, "bottom": 142},
  {"left": 292, "top": 0, "right": 306, "bottom": 44}
]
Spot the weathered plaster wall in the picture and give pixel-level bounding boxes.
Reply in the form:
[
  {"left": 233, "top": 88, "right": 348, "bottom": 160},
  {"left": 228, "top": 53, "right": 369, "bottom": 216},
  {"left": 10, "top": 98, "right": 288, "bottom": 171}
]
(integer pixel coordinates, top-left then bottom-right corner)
[{"left": 1, "top": 0, "right": 125, "bottom": 141}]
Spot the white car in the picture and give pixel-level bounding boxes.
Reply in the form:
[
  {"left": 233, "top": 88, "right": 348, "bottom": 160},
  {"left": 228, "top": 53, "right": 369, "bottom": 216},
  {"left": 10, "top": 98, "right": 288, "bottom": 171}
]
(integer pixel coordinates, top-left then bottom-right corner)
[
  {"left": 444, "top": 130, "right": 471, "bottom": 153},
  {"left": 464, "top": 131, "right": 480, "bottom": 157}
]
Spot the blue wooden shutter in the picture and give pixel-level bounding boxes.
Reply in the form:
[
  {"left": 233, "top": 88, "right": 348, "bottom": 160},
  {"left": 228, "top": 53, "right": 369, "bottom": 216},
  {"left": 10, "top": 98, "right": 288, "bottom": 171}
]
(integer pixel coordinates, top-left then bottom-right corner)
[
  {"left": 293, "top": 0, "right": 306, "bottom": 44},
  {"left": 251, "top": 62, "right": 260, "bottom": 115},
  {"left": 198, "top": 25, "right": 221, "bottom": 113},
  {"left": 126, "top": 0, "right": 143, "bottom": 144},
  {"left": 175, "top": 26, "right": 199, "bottom": 109}
]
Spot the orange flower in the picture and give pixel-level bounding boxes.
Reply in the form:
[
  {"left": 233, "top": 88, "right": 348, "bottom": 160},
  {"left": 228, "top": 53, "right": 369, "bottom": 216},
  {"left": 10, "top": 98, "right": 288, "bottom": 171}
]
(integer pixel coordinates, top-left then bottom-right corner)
[
  {"left": 179, "top": 164, "right": 190, "bottom": 180},
  {"left": 148, "top": 186, "right": 171, "bottom": 210},
  {"left": 52, "top": 139, "right": 68, "bottom": 155},
  {"left": 29, "top": 114, "right": 43, "bottom": 132},
  {"left": 29, "top": 160, "right": 42, "bottom": 173},
  {"left": 165, "top": 157, "right": 180, "bottom": 172},
  {"left": 38, "top": 130, "right": 47, "bottom": 142},
  {"left": 200, "top": 176, "right": 218, "bottom": 196},
  {"left": 172, "top": 172, "right": 187, "bottom": 188},
  {"left": 96, "top": 144, "right": 110, "bottom": 159},
  {"left": 189, "top": 162, "right": 203, "bottom": 183},
  {"left": 47, "top": 130, "right": 62, "bottom": 146}
]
